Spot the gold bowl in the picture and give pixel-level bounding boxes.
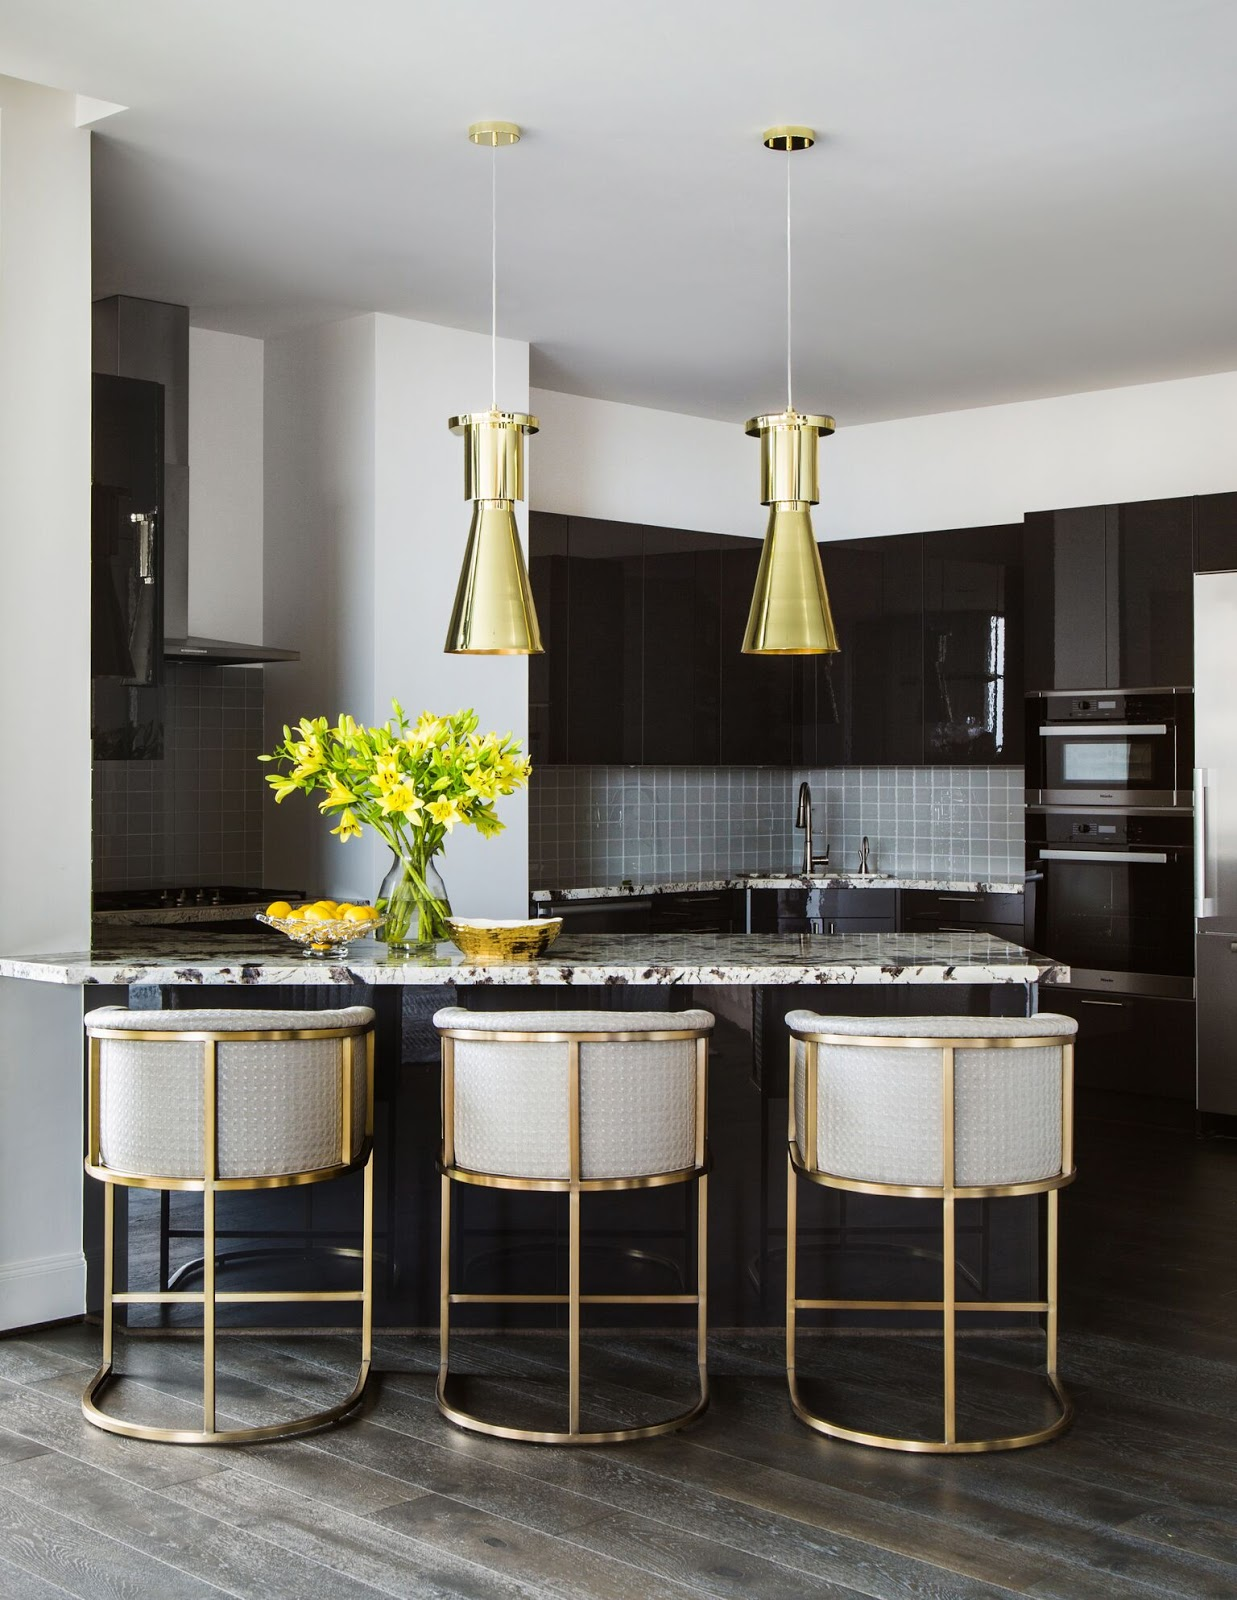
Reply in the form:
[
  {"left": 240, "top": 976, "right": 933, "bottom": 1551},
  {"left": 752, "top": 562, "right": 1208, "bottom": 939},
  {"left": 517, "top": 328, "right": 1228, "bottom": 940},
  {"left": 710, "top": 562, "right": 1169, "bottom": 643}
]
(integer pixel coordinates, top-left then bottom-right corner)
[
  {"left": 444, "top": 917, "right": 562, "bottom": 960},
  {"left": 256, "top": 910, "right": 382, "bottom": 958}
]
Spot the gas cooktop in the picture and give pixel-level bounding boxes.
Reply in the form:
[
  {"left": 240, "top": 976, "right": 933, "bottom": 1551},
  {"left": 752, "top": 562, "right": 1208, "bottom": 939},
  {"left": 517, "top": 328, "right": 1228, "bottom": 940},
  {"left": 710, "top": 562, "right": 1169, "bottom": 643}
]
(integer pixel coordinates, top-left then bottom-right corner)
[{"left": 94, "top": 886, "right": 302, "bottom": 912}]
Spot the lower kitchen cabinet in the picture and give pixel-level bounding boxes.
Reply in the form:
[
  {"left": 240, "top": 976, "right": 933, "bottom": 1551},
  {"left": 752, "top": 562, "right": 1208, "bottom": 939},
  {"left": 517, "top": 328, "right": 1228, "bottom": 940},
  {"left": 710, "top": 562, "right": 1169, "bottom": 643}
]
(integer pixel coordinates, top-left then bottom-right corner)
[
  {"left": 900, "top": 888, "right": 1025, "bottom": 944},
  {"left": 538, "top": 890, "right": 741, "bottom": 936},
  {"left": 1041, "top": 987, "right": 1196, "bottom": 1101}
]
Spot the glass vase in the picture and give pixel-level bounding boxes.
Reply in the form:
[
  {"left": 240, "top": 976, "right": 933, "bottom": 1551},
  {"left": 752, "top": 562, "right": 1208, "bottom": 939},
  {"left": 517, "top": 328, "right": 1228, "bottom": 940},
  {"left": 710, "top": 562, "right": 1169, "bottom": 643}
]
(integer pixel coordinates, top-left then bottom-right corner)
[{"left": 377, "top": 847, "right": 452, "bottom": 952}]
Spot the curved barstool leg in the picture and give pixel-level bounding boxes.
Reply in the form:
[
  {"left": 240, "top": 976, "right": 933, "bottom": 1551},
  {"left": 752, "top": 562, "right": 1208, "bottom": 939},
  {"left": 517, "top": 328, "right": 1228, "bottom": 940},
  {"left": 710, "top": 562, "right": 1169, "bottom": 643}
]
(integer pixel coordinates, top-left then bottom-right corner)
[
  {"left": 436, "top": 1169, "right": 710, "bottom": 1447},
  {"left": 83, "top": 1158, "right": 375, "bottom": 1446},
  {"left": 785, "top": 1158, "right": 1074, "bottom": 1454}
]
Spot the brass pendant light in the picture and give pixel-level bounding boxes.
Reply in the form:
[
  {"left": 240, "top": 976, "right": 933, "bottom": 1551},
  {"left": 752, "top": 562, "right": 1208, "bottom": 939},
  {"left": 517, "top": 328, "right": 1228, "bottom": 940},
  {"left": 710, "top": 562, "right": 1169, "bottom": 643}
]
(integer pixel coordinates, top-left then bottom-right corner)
[
  {"left": 445, "top": 121, "right": 543, "bottom": 655},
  {"left": 742, "top": 126, "right": 839, "bottom": 656}
]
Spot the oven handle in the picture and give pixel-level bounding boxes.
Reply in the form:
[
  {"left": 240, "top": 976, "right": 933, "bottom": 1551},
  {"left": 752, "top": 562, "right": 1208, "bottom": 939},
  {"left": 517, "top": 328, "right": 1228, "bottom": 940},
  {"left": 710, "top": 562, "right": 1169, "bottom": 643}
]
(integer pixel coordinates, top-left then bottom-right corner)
[
  {"left": 1036, "top": 849, "right": 1169, "bottom": 864},
  {"left": 1038, "top": 724, "right": 1168, "bottom": 737}
]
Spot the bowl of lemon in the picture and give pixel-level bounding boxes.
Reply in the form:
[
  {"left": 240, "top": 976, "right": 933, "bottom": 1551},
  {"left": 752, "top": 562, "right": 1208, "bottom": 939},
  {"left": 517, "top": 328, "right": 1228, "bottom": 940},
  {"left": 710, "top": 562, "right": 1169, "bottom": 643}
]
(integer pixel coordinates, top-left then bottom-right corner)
[{"left": 257, "top": 899, "right": 382, "bottom": 957}]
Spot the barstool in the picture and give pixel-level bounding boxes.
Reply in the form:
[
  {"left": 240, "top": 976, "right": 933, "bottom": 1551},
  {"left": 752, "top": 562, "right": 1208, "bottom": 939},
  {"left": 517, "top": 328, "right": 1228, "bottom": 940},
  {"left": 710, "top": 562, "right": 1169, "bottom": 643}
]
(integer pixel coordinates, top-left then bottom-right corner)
[
  {"left": 785, "top": 1011, "right": 1077, "bottom": 1453},
  {"left": 83, "top": 1006, "right": 375, "bottom": 1444},
  {"left": 434, "top": 1007, "right": 713, "bottom": 1444}
]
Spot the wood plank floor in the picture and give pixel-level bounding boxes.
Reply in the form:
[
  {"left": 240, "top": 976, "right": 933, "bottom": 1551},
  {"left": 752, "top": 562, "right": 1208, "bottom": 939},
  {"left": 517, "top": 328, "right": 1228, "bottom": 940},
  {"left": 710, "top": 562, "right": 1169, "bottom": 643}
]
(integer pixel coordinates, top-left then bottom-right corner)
[{"left": 1, "top": 1090, "right": 1234, "bottom": 1600}]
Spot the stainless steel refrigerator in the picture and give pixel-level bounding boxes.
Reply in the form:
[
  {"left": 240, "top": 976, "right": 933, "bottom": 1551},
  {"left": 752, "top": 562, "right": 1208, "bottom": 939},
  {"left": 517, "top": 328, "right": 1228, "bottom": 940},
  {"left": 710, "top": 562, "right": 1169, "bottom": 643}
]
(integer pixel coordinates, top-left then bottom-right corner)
[{"left": 1195, "top": 570, "right": 1237, "bottom": 1114}]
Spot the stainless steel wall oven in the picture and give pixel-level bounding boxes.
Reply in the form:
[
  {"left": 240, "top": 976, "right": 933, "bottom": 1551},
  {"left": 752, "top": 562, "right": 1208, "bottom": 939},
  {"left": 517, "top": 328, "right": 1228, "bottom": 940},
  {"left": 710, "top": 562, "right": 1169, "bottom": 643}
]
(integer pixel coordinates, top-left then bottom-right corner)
[{"left": 1025, "top": 690, "right": 1193, "bottom": 809}]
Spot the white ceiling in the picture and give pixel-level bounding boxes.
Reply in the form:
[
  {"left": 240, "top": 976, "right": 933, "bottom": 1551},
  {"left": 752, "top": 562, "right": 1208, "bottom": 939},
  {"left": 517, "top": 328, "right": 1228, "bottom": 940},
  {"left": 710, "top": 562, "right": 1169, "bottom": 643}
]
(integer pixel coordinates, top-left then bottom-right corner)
[{"left": 4, "top": 0, "right": 1237, "bottom": 423}]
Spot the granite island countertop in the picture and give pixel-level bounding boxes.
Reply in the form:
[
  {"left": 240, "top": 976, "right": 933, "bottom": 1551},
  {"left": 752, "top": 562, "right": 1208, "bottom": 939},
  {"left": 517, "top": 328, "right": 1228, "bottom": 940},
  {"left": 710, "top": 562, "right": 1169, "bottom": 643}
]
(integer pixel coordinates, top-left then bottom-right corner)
[
  {"left": 0, "top": 930, "right": 1066, "bottom": 988},
  {"left": 532, "top": 873, "right": 1025, "bottom": 901}
]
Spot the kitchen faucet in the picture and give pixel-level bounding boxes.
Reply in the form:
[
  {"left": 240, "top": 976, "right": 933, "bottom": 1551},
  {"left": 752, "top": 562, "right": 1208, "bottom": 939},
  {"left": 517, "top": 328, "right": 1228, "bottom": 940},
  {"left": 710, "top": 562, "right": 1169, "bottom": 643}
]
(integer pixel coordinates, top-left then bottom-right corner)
[{"left": 795, "top": 782, "right": 830, "bottom": 874}]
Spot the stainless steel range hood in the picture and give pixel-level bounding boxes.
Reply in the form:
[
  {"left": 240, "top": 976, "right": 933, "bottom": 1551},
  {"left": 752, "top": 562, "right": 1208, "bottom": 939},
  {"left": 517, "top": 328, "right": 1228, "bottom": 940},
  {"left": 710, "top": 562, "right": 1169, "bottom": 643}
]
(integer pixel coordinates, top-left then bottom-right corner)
[{"left": 92, "top": 295, "right": 298, "bottom": 666}]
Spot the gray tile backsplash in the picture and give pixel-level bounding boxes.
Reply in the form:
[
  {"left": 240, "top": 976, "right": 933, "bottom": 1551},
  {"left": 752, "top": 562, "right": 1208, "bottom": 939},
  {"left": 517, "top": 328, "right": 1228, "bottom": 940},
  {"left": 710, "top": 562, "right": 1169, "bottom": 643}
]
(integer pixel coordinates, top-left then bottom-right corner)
[
  {"left": 530, "top": 766, "right": 1024, "bottom": 886},
  {"left": 92, "top": 664, "right": 265, "bottom": 890}
]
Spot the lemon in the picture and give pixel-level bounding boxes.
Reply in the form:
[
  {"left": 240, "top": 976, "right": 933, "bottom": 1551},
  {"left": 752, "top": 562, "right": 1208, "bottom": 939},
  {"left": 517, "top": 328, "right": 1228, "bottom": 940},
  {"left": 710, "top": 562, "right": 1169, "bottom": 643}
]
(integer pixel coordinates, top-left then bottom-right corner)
[
  {"left": 342, "top": 905, "right": 375, "bottom": 924},
  {"left": 284, "top": 906, "right": 308, "bottom": 922},
  {"left": 265, "top": 900, "right": 292, "bottom": 919},
  {"left": 303, "top": 906, "right": 334, "bottom": 924}
]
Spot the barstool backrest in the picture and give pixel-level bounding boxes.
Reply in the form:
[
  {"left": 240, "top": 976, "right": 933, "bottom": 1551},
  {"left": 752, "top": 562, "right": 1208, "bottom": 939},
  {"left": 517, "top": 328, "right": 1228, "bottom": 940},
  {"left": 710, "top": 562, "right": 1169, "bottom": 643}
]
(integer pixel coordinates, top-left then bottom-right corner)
[
  {"left": 434, "top": 1008, "right": 714, "bottom": 1181},
  {"left": 785, "top": 1012, "right": 1077, "bottom": 1189},
  {"left": 84, "top": 1007, "right": 375, "bottom": 1182}
]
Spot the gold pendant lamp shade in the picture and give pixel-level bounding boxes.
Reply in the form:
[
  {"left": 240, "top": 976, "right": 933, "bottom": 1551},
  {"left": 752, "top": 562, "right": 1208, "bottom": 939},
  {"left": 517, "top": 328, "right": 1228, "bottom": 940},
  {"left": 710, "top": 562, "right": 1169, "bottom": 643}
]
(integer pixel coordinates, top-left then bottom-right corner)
[
  {"left": 444, "top": 122, "right": 544, "bottom": 655},
  {"left": 445, "top": 410, "right": 543, "bottom": 654},
  {"left": 742, "top": 127, "right": 840, "bottom": 656},
  {"left": 742, "top": 411, "right": 838, "bottom": 654}
]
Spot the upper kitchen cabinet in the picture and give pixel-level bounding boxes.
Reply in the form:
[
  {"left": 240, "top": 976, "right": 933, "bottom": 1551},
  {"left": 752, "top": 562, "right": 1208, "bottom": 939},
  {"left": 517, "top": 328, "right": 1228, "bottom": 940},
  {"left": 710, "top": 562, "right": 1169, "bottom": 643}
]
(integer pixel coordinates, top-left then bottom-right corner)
[
  {"left": 563, "top": 517, "right": 644, "bottom": 764},
  {"left": 719, "top": 542, "right": 801, "bottom": 764},
  {"left": 922, "top": 524, "right": 1025, "bottom": 764},
  {"left": 91, "top": 372, "right": 165, "bottom": 759},
  {"left": 1023, "top": 497, "right": 1193, "bottom": 690},
  {"left": 527, "top": 512, "right": 570, "bottom": 766},
  {"left": 1195, "top": 492, "right": 1237, "bottom": 573},
  {"left": 643, "top": 526, "right": 724, "bottom": 765},
  {"left": 812, "top": 533, "right": 924, "bottom": 765}
]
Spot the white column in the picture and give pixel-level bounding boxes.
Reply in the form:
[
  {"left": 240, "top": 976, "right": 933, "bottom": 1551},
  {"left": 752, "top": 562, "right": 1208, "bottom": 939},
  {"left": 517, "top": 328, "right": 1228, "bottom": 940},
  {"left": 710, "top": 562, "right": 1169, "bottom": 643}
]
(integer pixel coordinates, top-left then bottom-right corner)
[
  {"left": 263, "top": 312, "right": 531, "bottom": 916},
  {"left": 0, "top": 76, "right": 93, "bottom": 1329}
]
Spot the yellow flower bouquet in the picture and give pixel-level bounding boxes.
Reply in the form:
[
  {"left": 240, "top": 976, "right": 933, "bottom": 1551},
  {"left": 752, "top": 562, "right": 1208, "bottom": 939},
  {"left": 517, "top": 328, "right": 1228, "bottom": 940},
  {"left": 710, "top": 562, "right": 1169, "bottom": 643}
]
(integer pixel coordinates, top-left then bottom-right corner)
[{"left": 260, "top": 703, "right": 531, "bottom": 950}]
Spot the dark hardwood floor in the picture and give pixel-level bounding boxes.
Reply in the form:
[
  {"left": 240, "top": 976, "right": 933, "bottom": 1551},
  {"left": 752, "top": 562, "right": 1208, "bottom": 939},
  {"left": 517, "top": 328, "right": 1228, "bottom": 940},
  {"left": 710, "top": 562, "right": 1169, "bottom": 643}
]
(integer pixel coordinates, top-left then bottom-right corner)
[{"left": 1, "top": 1090, "right": 1234, "bottom": 1600}]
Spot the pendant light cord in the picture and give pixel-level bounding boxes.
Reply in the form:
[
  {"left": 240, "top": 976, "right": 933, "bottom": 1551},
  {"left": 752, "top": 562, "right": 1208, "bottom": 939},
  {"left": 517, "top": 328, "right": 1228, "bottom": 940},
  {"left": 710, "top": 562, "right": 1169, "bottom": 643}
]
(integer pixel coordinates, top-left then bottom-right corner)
[
  {"left": 491, "top": 142, "right": 498, "bottom": 411},
  {"left": 786, "top": 148, "right": 793, "bottom": 415}
]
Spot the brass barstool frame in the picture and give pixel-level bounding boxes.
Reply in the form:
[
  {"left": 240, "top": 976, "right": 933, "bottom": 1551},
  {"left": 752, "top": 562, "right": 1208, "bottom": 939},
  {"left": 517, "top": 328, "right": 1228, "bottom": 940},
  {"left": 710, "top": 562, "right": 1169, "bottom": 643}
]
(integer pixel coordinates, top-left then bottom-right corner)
[
  {"left": 437, "top": 1022, "right": 710, "bottom": 1445},
  {"left": 786, "top": 1027, "right": 1076, "bottom": 1454},
  {"left": 83, "top": 1018, "right": 376, "bottom": 1445}
]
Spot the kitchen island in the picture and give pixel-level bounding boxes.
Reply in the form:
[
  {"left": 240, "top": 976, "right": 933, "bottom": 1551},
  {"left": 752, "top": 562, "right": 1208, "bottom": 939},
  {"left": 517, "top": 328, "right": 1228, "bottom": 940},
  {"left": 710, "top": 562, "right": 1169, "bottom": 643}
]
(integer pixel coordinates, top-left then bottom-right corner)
[
  {"left": 3, "top": 929, "right": 1067, "bottom": 1329},
  {"left": 1, "top": 927, "right": 1063, "bottom": 988}
]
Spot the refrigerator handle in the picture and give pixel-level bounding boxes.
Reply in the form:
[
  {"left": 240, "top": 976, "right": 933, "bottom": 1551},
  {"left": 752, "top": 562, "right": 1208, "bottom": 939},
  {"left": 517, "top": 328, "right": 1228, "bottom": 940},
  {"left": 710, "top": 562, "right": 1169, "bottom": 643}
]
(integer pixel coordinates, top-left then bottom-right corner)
[{"left": 1195, "top": 768, "right": 1216, "bottom": 919}]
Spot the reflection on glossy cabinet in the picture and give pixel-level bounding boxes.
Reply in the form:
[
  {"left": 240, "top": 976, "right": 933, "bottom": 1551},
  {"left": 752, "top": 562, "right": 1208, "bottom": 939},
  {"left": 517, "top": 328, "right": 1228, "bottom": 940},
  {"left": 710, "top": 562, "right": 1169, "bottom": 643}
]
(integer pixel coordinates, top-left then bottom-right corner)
[
  {"left": 813, "top": 533, "right": 923, "bottom": 765},
  {"left": 1023, "top": 499, "right": 1193, "bottom": 691},
  {"left": 922, "top": 524, "right": 1024, "bottom": 764}
]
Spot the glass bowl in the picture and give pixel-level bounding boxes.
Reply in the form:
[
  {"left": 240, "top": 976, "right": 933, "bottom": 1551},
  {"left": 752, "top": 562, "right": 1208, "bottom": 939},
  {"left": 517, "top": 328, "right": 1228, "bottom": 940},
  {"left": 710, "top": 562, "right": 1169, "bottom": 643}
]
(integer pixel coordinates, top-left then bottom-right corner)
[{"left": 256, "top": 911, "right": 382, "bottom": 958}]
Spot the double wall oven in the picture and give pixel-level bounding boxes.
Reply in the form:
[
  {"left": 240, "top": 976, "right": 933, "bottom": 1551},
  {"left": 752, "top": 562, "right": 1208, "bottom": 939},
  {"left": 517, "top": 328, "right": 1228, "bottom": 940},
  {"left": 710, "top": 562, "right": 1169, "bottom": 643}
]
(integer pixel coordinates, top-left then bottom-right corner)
[{"left": 1025, "top": 688, "right": 1195, "bottom": 1003}]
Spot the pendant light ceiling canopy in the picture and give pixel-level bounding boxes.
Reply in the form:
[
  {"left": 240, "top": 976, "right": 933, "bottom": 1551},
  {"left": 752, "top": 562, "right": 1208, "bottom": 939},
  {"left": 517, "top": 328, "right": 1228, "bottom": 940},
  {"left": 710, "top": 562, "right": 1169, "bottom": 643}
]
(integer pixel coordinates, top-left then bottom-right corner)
[
  {"left": 741, "top": 126, "right": 840, "bottom": 657},
  {"left": 444, "top": 120, "right": 543, "bottom": 656}
]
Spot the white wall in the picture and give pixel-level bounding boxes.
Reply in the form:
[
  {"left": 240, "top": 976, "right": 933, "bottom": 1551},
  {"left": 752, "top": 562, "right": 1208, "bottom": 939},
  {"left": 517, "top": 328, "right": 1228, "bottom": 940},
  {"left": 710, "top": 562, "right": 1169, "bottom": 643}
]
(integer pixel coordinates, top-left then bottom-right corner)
[
  {"left": 188, "top": 325, "right": 264, "bottom": 642},
  {"left": 263, "top": 314, "right": 378, "bottom": 897},
  {"left": 532, "top": 370, "right": 1237, "bottom": 539},
  {"left": 0, "top": 76, "right": 93, "bottom": 1329},
  {"left": 263, "top": 313, "right": 530, "bottom": 915}
]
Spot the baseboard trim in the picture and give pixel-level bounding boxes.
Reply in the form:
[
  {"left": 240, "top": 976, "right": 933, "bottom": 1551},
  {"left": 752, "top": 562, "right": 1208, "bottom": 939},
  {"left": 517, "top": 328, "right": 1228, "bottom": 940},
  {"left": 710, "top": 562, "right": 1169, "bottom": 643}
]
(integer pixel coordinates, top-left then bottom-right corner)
[{"left": 0, "top": 1251, "right": 86, "bottom": 1333}]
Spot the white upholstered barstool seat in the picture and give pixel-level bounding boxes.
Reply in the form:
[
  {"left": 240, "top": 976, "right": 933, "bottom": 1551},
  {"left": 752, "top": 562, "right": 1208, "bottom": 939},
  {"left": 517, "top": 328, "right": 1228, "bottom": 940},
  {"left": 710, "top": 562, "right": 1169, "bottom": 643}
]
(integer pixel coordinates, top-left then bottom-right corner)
[
  {"left": 83, "top": 1006, "right": 376, "bottom": 1445},
  {"left": 784, "top": 1011, "right": 1078, "bottom": 1454},
  {"left": 434, "top": 1007, "right": 714, "bottom": 1444}
]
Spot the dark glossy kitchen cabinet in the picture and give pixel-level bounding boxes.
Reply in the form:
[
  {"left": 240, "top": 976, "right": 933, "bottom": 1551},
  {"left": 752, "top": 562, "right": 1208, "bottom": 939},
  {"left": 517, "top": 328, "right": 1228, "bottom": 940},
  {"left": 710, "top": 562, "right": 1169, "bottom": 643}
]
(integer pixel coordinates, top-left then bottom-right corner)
[
  {"left": 923, "top": 524, "right": 1024, "bottom": 763},
  {"left": 527, "top": 512, "right": 569, "bottom": 766},
  {"left": 901, "top": 887, "right": 1025, "bottom": 944},
  {"left": 643, "top": 528, "right": 725, "bottom": 764},
  {"left": 1195, "top": 491, "right": 1237, "bottom": 573},
  {"left": 1042, "top": 987, "right": 1196, "bottom": 1101},
  {"left": 1024, "top": 498, "right": 1194, "bottom": 691},
  {"left": 718, "top": 543, "right": 800, "bottom": 764},
  {"left": 529, "top": 513, "right": 797, "bottom": 765},
  {"left": 91, "top": 373, "right": 165, "bottom": 759},
  {"left": 811, "top": 533, "right": 924, "bottom": 765}
]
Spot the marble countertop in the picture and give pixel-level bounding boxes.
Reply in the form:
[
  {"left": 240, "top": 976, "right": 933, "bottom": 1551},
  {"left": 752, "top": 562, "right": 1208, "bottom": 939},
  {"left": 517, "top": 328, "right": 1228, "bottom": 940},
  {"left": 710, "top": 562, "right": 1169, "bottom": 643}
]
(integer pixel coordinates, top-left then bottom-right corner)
[
  {"left": 532, "top": 873, "right": 1025, "bottom": 901},
  {"left": 0, "top": 930, "right": 1065, "bottom": 987}
]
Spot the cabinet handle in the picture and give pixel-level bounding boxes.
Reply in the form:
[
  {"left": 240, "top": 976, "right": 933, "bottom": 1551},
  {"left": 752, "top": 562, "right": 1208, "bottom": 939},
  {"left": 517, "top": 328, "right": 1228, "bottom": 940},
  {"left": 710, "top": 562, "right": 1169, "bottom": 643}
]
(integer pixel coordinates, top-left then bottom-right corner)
[
  {"left": 1080, "top": 999, "right": 1126, "bottom": 1008},
  {"left": 130, "top": 510, "right": 156, "bottom": 585},
  {"left": 938, "top": 895, "right": 981, "bottom": 903},
  {"left": 936, "top": 924, "right": 980, "bottom": 933}
]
